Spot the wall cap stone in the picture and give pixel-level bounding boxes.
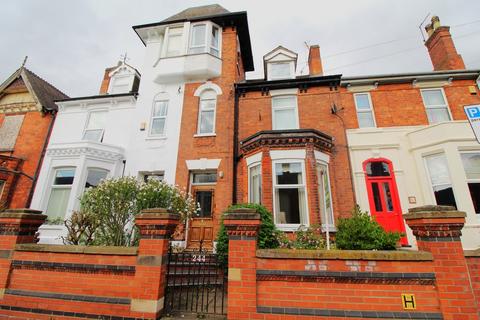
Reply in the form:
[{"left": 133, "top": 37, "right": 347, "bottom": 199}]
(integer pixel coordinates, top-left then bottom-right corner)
[
  {"left": 408, "top": 205, "right": 456, "bottom": 213},
  {"left": 136, "top": 209, "right": 179, "bottom": 221},
  {"left": 464, "top": 248, "right": 480, "bottom": 257},
  {"left": 256, "top": 249, "right": 433, "bottom": 261},
  {"left": 0, "top": 209, "right": 47, "bottom": 220},
  {"left": 15, "top": 244, "right": 138, "bottom": 255},
  {"left": 404, "top": 210, "right": 466, "bottom": 220},
  {"left": 224, "top": 208, "right": 260, "bottom": 220}
]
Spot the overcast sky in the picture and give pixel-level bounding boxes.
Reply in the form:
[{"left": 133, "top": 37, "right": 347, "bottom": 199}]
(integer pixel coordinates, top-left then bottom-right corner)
[{"left": 1, "top": 0, "right": 479, "bottom": 97}]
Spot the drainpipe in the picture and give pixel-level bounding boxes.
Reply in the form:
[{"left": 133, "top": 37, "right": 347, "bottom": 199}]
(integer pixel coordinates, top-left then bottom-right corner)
[
  {"left": 232, "top": 88, "right": 240, "bottom": 205},
  {"left": 26, "top": 109, "right": 56, "bottom": 208}
]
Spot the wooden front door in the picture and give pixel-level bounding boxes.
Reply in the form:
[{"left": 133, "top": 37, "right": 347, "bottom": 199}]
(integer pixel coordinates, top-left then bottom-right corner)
[
  {"left": 363, "top": 159, "right": 407, "bottom": 245},
  {"left": 187, "top": 186, "right": 215, "bottom": 249}
]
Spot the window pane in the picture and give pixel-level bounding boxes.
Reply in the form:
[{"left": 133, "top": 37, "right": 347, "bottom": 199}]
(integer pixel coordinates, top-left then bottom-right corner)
[
  {"left": 86, "top": 112, "right": 107, "bottom": 130},
  {"left": 45, "top": 188, "right": 71, "bottom": 219},
  {"left": 461, "top": 153, "right": 480, "bottom": 180},
  {"left": 425, "top": 154, "right": 451, "bottom": 186},
  {"left": 371, "top": 182, "right": 383, "bottom": 212},
  {"left": 467, "top": 183, "right": 480, "bottom": 214},
  {"left": 210, "top": 26, "right": 219, "bottom": 56},
  {"left": 276, "top": 163, "right": 302, "bottom": 185},
  {"left": 355, "top": 94, "right": 371, "bottom": 110},
  {"left": 196, "top": 191, "right": 213, "bottom": 217},
  {"left": 54, "top": 169, "right": 75, "bottom": 185},
  {"left": 382, "top": 182, "right": 394, "bottom": 212},
  {"left": 426, "top": 108, "right": 450, "bottom": 123},
  {"left": 273, "top": 96, "right": 296, "bottom": 108},
  {"left": 193, "top": 172, "right": 217, "bottom": 184},
  {"left": 199, "top": 110, "right": 214, "bottom": 134},
  {"left": 317, "top": 164, "right": 333, "bottom": 225},
  {"left": 422, "top": 90, "right": 446, "bottom": 106},
  {"left": 85, "top": 169, "right": 108, "bottom": 188},
  {"left": 191, "top": 24, "right": 206, "bottom": 47},
  {"left": 151, "top": 118, "right": 166, "bottom": 135},
  {"left": 153, "top": 101, "right": 168, "bottom": 117},
  {"left": 270, "top": 63, "right": 291, "bottom": 79},
  {"left": 358, "top": 112, "right": 375, "bottom": 128},
  {"left": 167, "top": 28, "right": 183, "bottom": 56},
  {"left": 366, "top": 162, "right": 390, "bottom": 177},
  {"left": 433, "top": 184, "right": 457, "bottom": 208},
  {"left": 143, "top": 173, "right": 164, "bottom": 183},
  {"left": 274, "top": 108, "right": 296, "bottom": 130},
  {"left": 275, "top": 188, "right": 307, "bottom": 224},
  {"left": 249, "top": 165, "right": 261, "bottom": 204},
  {"left": 83, "top": 129, "right": 103, "bottom": 142}
]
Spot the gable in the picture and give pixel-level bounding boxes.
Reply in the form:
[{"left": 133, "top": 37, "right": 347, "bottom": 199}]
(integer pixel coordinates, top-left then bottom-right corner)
[{"left": 0, "top": 77, "right": 37, "bottom": 113}]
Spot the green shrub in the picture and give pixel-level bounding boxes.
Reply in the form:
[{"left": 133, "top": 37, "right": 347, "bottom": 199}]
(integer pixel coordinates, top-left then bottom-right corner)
[
  {"left": 65, "top": 177, "right": 196, "bottom": 246},
  {"left": 335, "top": 206, "right": 402, "bottom": 250},
  {"left": 277, "top": 225, "right": 325, "bottom": 250},
  {"left": 216, "top": 203, "right": 281, "bottom": 265}
]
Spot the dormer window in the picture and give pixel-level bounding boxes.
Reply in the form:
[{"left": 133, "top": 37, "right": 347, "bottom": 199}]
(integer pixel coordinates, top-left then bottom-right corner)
[
  {"left": 106, "top": 62, "right": 140, "bottom": 95},
  {"left": 264, "top": 46, "right": 298, "bottom": 81},
  {"left": 188, "top": 22, "right": 221, "bottom": 57},
  {"left": 110, "top": 76, "right": 130, "bottom": 94}
]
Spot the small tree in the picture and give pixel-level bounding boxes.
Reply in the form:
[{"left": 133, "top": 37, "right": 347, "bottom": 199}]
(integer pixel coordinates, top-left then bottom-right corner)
[
  {"left": 64, "top": 177, "right": 196, "bottom": 246},
  {"left": 216, "top": 203, "right": 281, "bottom": 265},
  {"left": 335, "top": 206, "right": 402, "bottom": 250}
]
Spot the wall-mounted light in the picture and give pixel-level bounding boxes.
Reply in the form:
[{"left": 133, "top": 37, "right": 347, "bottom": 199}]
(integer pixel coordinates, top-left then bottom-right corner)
[{"left": 140, "top": 122, "right": 146, "bottom": 131}]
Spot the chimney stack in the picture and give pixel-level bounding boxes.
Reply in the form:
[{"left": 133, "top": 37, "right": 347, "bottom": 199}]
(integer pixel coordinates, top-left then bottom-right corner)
[
  {"left": 308, "top": 45, "right": 323, "bottom": 76},
  {"left": 99, "top": 61, "right": 122, "bottom": 94},
  {"left": 424, "top": 16, "right": 465, "bottom": 71}
]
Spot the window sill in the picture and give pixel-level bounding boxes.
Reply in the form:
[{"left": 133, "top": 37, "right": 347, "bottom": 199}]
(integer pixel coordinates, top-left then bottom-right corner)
[
  {"left": 145, "top": 135, "right": 167, "bottom": 141},
  {"left": 276, "top": 224, "right": 306, "bottom": 232},
  {"left": 194, "top": 133, "right": 216, "bottom": 138}
]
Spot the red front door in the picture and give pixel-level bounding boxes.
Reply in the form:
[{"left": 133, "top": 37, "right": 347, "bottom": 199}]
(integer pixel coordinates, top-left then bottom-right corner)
[{"left": 363, "top": 159, "right": 407, "bottom": 245}]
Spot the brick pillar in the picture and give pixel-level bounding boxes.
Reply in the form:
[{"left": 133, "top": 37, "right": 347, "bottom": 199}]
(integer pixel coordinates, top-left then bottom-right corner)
[
  {"left": 404, "top": 205, "right": 479, "bottom": 320},
  {"left": 132, "top": 208, "right": 179, "bottom": 318},
  {"left": 0, "top": 209, "right": 46, "bottom": 298},
  {"left": 224, "top": 208, "right": 261, "bottom": 320},
  {"left": 261, "top": 147, "right": 273, "bottom": 212}
]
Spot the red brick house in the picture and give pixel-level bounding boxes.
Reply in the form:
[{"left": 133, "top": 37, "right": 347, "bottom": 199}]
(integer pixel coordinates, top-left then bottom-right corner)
[{"left": 0, "top": 65, "right": 67, "bottom": 210}]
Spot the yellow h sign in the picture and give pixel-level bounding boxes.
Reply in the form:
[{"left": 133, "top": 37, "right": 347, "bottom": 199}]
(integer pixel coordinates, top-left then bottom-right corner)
[{"left": 401, "top": 294, "right": 416, "bottom": 310}]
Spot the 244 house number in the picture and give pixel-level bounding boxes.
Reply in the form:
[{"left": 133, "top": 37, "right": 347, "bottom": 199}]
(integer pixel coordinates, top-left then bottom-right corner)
[{"left": 192, "top": 255, "right": 206, "bottom": 262}]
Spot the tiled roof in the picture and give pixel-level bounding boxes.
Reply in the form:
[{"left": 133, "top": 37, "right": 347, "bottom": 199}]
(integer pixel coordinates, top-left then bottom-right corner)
[
  {"left": 22, "top": 68, "right": 68, "bottom": 111},
  {"left": 161, "top": 4, "right": 229, "bottom": 23}
]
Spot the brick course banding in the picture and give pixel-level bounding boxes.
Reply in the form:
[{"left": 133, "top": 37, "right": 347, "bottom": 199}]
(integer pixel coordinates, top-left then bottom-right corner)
[
  {"left": 11, "top": 260, "right": 136, "bottom": 275},
  {"left": 5, "top": 289, "right": 131, "bottom": 305}
]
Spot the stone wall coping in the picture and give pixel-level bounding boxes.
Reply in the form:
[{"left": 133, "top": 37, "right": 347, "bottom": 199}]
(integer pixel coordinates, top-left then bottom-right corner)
[
  {"left": 224, "top": 209, "right": 260, "bottom": 220},
  {"left": 15, "top": 244, "right": 138, "bottom": 256},
  {"left": 136, "top": 210, "right": 179, "bottom": 221},
  {"left": 403, "top": 211, "right": 466, "bottom": 220},
  {"left": 464, "top": 248, "right": 480, "bottom": 257},
  {"left": 2, "top": 209, "right": 43, "bottom": 215},
  {"left": 256, "top": 249, "right": 433, "bottom": 261},
  {"left": 0, "top": 212, "right": 47, "bottom": 220}
]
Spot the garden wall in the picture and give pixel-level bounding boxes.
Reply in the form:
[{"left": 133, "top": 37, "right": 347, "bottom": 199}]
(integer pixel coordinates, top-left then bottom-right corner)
[
  {"left": 224, "top": 206, "right": 480, "bottom": 320},
  {"left": 0, "top": 208, "right": 179, "bottom": 319}
]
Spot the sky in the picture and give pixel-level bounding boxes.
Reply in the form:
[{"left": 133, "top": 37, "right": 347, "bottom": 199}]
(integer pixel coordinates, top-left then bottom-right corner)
[{"left": 1, "top": 0, "right": 480, "bottom": 97}]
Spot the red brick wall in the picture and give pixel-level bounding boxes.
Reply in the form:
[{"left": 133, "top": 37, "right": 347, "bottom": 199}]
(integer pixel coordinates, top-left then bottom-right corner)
[
  {"left": 175, "top": 26, "right": 244, "bottom": 238},
  {"left": 341, "top": 79, "right": 480, "bottom": 129},
  {"left": 0, "top": 111, "right": 53, "bottom": 209},
  {"left": 466, "top": 255, "right": 480, "bottom": 309}
]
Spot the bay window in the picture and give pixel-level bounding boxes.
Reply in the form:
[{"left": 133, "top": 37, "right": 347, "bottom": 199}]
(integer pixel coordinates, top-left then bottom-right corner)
[
  {"left": 421, "top": 89, "right": 451, "bottom": 124},
  {"left": 425, "top": 153, "right": 457, "bottom": 208},
  {"left": 249, "top": 164, "right": 262, "bottom": 204},
  {"left": 83, "top": 111, "right": 107, "bottom": 142},
  {"left": 272, "top": 96, "right": 298, "bottom": 130},
  {"left": 45, "top": 168, "right": 75, "bottom": 219},
  {"left": 85, "top": 168, "right": 108, "bottom": 189},
  {"left": 150, "top": 100, "right": 168, "bottom": 136},
  {"left": 317, "top": 162, "right": 334, "bottom": 228},
  {"left": 273, "top": 161, "right": 308, "bottom": 228},
  {"left": 188, "top": 22, "right": 221, "bottom": 57},
  {"left": 461, "top": 152, "right": 480, "bottom": 214},
  {"left": 354, "top": 93, "right": 376, "bottom": 128},
  {"left": 197, "top": 90, "right": 217, "bottom": 135}
]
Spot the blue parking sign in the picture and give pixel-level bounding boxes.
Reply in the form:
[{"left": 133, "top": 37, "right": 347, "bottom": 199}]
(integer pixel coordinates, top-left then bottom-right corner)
[{"left": 464, "top": 104, "right": 480, "bottom": 143}]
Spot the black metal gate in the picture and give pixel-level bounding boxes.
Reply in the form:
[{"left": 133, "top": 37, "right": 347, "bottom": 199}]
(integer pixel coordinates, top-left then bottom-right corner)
[{"left": 164, "top": 243, "right": 227, "bottom": 317}]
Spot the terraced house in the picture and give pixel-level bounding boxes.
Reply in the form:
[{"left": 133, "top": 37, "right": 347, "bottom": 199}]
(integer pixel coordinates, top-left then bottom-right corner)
[{"left": 24, "top": 5, "right": 480, "bottom": 250}]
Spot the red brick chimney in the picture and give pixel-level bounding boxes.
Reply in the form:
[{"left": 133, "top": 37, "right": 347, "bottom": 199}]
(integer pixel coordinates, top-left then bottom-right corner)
[
  {"left": 424, "top": 16, "right": 465, "bottom": 71},
  {"left": 308, "top": 45, "right": 323, "bottom": 76}
]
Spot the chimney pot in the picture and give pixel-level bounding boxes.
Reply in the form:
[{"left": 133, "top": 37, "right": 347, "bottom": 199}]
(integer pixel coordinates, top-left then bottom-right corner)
[{"left": 308, "top": 45, "right": 323, "bottom": 76}]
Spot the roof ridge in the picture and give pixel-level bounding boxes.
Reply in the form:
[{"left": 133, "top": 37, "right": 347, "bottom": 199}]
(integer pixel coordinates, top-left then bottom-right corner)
[{"left": 23, "top": 67, "right": 68, "bottom": 98}]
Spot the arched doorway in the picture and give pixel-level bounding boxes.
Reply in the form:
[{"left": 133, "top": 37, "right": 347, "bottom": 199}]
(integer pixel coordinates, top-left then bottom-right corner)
[{"left": 363, "top": 158, "right": 407, "bottom": 245}]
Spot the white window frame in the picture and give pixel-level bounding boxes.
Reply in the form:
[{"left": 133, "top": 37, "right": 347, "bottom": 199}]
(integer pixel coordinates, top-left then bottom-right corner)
[
  {"left": 149, "top": 99, "right": 168, "bottom": 137},
  {"left": 163, "top": 25, "right": 185, "bottom": 57},
  {"left": 423, "top": 152, "right": 456, "bottom": 207},
  {"left": 267, "top": 61, "right": 295, "bottom": 80},
  {"left": 272, "top": 95, "right": 299, "bottom": 130},
  {"left": 210, "top": 24, "right": 221, "bottom": 57},
  {"left": 420, "top": 88, "right": 453, "bottom": 124},
  {"left": 190, "top": 171, "right": 217, "bottom": 186},
  {"left": 196, "top": 90, "right": 217, "bottom": 136},
  {"left": 317, "top": 161, "right": 335, "bottom": 231},
  {"left": 248, "top": 162, "right": 262, "bottom": 204},
  {"left": 141, "top": 171, "right": 165, "bottom": 183},
  {"left": 460, "top": 151, "right": 480, "bottom": 214},
  {"left": 83, "top": 167, "right": 109, "bottom": 191},
  {"left": 44, "top": 167, "right": 76, "bottom": 219},
  {"left": 272, "top": 159, "right": 309, "bottom": 231},
  {"left": 188, "top": 22, "right": 222, "bottom": 57},
  {"left": 354, "top": 92, "right": 376, "bottom": 128},
  {"left": 189, "top": 23, "right": 207, "bottom": 54},
  {"left": 82, "top": 110, "right": 107, "bottom": 142}
]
